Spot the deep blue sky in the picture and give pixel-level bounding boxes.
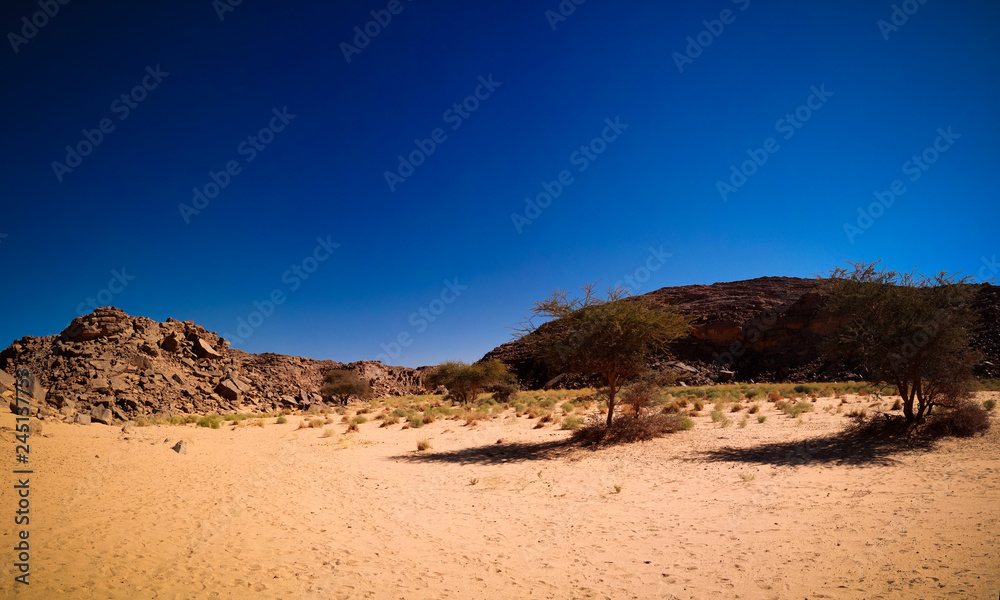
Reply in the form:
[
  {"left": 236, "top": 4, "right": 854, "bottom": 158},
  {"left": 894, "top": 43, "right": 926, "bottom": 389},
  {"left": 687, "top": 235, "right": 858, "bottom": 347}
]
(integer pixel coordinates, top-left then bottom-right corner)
[{"left": 1, "top": 0, "right": 998, "bottom": 367}]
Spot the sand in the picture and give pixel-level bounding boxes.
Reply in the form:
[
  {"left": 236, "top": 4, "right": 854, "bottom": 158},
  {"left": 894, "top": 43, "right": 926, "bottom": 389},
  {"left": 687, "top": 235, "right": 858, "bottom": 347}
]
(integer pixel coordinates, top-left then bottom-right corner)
[{"left": 2, "top": 392, "right": 998, "bottom": 599}]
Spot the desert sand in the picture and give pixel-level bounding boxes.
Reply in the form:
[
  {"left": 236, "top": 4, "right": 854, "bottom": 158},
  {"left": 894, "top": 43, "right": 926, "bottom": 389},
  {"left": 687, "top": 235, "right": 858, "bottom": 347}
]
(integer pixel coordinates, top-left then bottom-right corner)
[{"left": 2, "top": 392, "right": 998, "bottom": 600}]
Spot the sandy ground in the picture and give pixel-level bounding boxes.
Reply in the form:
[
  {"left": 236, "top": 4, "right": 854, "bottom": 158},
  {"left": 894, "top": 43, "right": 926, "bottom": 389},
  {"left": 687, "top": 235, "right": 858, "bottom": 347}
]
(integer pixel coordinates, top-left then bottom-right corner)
[{"left": 1, "top": 393, "right": 998, "bottom": 600}]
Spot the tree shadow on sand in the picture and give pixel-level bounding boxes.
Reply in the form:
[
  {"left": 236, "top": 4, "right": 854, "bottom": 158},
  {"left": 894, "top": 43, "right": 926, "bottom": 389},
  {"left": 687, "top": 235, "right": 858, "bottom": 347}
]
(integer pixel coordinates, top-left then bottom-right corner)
[
  {"left": 392, "top": 439, "right": 579, "bottom": 465},
  {"left": 695, "top": 416, "right": 942, "bottom": 467}
]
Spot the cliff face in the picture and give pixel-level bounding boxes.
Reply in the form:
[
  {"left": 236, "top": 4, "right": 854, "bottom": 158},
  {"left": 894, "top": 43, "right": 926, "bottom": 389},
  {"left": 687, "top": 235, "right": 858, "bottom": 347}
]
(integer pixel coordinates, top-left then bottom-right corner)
[
  {"left": 1, "top": 307, "right": 428, "bottom": 422},
  {"left": 483, "top": 277, "right": 1000, "bottom": 388}
]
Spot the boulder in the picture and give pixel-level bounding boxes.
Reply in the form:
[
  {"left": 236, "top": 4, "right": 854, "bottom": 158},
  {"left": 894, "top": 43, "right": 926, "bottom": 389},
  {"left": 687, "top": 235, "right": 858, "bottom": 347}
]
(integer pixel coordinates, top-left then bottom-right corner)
[
  {"left": 75, "top": 413, "right": 92, "bottom": 425},
  {"left": 172, "top": 440, "right": 187, "bottom": 454},
  {"left": 110, "top": 376, "right": 130, "bottom": 393},
  {"left": 161, "top": 333, "right": 180, "bottom": 353},
  {"left": 91, "top": 406, "right": 113, "bottom": 425},
  {"left": 214, "top": 379, "right": 242, "bottom": 402},
  {"left": 192, "top": 338, "right": 222, "bottom": 360},
  {"left": 0, "top": 370, "right": 15, "bottom": 393}
]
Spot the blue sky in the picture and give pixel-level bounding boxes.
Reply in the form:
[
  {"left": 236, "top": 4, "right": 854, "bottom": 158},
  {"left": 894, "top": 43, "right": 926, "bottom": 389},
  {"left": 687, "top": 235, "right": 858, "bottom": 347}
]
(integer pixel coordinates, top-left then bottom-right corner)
[{"left": 1, "top": 0, "right": 998, "bottom": 367}]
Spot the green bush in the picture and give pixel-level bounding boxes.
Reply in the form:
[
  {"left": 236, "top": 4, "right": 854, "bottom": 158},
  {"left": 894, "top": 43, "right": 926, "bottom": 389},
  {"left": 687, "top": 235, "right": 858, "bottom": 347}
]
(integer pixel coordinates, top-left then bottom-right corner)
[{"left": 561, "top": 415, "right": 583, "bottom": 430}]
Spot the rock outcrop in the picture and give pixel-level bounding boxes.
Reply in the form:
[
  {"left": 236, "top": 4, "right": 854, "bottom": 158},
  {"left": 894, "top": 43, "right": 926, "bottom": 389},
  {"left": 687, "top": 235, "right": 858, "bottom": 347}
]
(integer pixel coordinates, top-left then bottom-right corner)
[
  {"left": 1, "top": 307, "right": 430, "bottom": 423},
  {"left": 483, "top": 277, "right": 1000, "bottom": 388}
]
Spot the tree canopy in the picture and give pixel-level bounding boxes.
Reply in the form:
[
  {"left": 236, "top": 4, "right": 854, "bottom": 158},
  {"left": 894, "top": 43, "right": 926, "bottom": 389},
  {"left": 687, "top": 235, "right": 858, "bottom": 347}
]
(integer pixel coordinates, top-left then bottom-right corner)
[
  {"left": 515, "top": 284, "right": 691, "bottom": 428},
  {"left": 320, "top": 370, "right": 373, "bottom": 406},
  {"left": 425, "top": 360, "right": 514, "bottom": 404},
  {"left": 821, "top": 261, "right": 981, "bottom": 422}
]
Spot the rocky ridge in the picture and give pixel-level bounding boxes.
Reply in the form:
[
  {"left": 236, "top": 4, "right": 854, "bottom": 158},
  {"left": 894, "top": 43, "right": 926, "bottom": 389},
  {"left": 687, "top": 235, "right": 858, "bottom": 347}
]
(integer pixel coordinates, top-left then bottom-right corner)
[
  {"left": 1, "top": 307, "right": 429, "bottom": 423},
  {"left": 483, "top": 277, "right": 1000, "bottom": 388}
]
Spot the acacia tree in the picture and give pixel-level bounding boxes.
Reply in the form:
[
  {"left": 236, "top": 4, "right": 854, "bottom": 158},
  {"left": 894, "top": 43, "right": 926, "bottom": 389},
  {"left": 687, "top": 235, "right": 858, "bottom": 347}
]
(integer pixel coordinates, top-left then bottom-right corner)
[
  {"left": 821, "top": 261, "right": 981, "bottom": 423},
  {"left": 515, "top": 284, "right": 691, "bottom": 428},
  {"left": 425, "top": 360, "right": 514, "bottom": 404},
  {"left": 320, "top": 370, "right": 373, "bottom": 406}
]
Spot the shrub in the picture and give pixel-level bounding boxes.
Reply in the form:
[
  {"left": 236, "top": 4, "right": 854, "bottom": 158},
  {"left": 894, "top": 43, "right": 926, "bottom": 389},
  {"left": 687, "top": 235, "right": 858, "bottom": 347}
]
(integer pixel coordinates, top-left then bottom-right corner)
[
  {"left": 679, "top": 416, "right": 695, "bottom": 430},
  {"left": 571, "top": 413, "right": 686, "bottom": 445},
  {"left": 276, "top": 416, "right": 288, "bottom": 424},
  {"left": 782, "top": 401, "right": 815, "bottom": 418},
  {"left": 757, "top": 415, "right": 766, "bottom": 423},
  {"left": 926, "top": 401, "right": 991, "bottom": 437},
  {"left": 739, "top": 415, "right": 748, "bottom": 428},
  {"left": 322, "top": 427, "right": 336, "bottom": 438},
  {"left": 345, "top": 422, "right": 359, "bottom": 433},
  {"left": 984, "top": 398, "right": 996, "bottom": 411},
  {"left": 748, "top": 404, "right": 760, "bottom": 414},
  {"left": 710, "top": 409, "right": 730, "bottom": 427},
  {"left": 767, "top": 391, "right": 783, "bottom": 402},
  {"left": 416, "top": 438, "right": 432, "bottom": 452},
  {"left": 561, "top": 415, "right": 583, "bottom": 430},
  {"left": 352, "top": 415, "right": 367, "bottom": 425},
  {"left": 486, "top": 381, "right": 519, "bottom": 403}
]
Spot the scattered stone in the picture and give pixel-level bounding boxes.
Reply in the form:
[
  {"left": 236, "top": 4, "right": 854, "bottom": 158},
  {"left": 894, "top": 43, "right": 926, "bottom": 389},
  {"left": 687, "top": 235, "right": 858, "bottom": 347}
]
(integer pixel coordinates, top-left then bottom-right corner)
[
  {"left": 28, "top": 419, "right": 43, "bottom": 435},
  {"left": 172, "top": 440, "right": 187, "bottom": 454},
  {"left": 75, "top": 414, "right": 92, "bottom": 425}
]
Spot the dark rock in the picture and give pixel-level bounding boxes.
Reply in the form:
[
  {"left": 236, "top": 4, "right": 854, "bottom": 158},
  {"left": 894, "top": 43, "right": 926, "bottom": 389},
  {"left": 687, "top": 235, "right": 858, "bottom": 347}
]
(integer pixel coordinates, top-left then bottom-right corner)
[
  {"left": 172, "top": 440, "right": 187, "bottom": 454},
  {"left": 91, "top": 406, "right": 113, "bottom": 425},
  {"left": 161, "top": 333, "right": 180, "bottom": 353},
  {"left": 215, "top": 379, "right": 242, "bottom": 402}
]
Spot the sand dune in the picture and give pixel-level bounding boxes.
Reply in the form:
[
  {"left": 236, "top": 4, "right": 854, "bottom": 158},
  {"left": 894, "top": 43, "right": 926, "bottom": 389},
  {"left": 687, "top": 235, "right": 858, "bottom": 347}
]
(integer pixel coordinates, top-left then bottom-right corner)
[{"left": 2, "top": 393, "right": 998, "bottom": 599}]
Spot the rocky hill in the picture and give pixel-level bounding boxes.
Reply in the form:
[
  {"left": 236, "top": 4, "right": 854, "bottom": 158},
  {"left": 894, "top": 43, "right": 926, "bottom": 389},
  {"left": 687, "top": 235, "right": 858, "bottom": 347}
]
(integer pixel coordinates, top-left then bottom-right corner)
[
  {"left": 0, "top": 307, "right": 428, "bottom": 424},
  {"left": 483, "top": 277, "right": 1000, "bottom": 388}
]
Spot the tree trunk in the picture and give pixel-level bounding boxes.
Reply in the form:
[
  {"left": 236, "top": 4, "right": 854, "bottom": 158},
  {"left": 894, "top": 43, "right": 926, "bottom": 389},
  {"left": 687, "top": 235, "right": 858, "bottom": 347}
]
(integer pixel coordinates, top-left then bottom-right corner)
[{"left": 605, "top": 373, "right": 619, "bottom": 429}]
